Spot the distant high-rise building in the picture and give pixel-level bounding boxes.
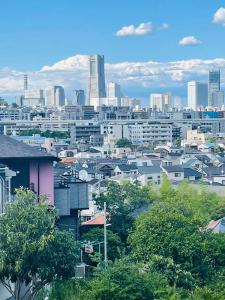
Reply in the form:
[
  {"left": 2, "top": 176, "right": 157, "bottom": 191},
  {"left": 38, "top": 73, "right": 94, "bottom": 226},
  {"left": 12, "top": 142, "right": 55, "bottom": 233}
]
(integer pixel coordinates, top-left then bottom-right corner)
[
  {"left": 24, "top": 74, "right": 28, "bottom": 90},
  {"left": 208, "top": 70, "right": 223, "bottom": 106},
  {"left": 173, "top": 96, "right": 182, "bottom": 110},
  {"left": 88, "top": 54, "right": 106, "bottom": 107},
  {"left": 106, "top": 82, "right": 122, "bottom": 106},
  {"left": 15, "top": 95, "right": 24, "bottom": 107},
  {"left": 72, "top": 90, "right": 85, "bottom": 106},
  {"left": 44, "top": 86, "right": 65, "bottom": 107},
  {"left": 23, "top": 89, "right": 44, "bottom": 107},
  {"left": 150, "top": 93, "right": 171, "bottom": 111},
  {"left": 121, "top": 96, "right": 141, "bottom": 108},
  {"left": 187, "top": 81, "right": 208, "bottom": 110}
]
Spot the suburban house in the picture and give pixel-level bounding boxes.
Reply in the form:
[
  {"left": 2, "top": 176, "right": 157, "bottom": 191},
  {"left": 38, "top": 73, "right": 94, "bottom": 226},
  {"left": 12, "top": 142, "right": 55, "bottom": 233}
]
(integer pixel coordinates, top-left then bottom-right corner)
[
  {"left": 0, "top": 135, "right": 56, "bottom": 212},
  {"left": 162, "top": 165, "right": 184, "bottom": 182},
  {"left": 114, "top": 164, "right": 138, "bottom": 177}
]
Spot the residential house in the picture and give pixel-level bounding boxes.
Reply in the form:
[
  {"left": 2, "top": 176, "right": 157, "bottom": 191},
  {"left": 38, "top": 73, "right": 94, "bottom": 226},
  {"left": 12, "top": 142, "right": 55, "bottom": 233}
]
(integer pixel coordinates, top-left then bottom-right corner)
[
  {"left": 162, "top": 165, "right": 184, "bottom": 182},
  {"left": 0, "top": 134, "right": 56, "bottom": 212}
]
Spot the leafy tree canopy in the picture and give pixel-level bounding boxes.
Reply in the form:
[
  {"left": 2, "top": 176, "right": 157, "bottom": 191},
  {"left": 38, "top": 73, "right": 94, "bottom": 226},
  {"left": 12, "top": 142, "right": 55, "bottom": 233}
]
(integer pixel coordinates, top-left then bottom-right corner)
[
  {"left": 115, "top": 138, "right": 132, "bottom": 148},
  {"left": 0, "top": 188, "right": 79, "bottom": 300}
]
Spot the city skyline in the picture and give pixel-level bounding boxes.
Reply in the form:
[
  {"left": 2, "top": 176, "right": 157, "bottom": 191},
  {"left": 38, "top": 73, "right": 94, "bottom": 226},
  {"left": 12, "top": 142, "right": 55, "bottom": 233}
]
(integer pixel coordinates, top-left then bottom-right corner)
[{"left": 1, "top": 1, "right": 225, "bottom": 104}]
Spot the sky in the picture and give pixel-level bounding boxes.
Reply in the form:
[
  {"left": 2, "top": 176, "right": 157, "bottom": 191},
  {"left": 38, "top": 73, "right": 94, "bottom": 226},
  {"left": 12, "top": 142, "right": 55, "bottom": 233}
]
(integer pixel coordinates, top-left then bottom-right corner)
[{"left": 1, "top": 0, "right": 225, "bottom": 105}]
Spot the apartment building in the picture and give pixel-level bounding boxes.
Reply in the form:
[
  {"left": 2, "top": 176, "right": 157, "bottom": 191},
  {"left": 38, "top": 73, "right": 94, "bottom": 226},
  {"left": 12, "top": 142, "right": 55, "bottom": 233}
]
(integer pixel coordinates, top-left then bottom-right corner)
[{"left": 128, "top": 122, "right": 172, "bottom": 145}]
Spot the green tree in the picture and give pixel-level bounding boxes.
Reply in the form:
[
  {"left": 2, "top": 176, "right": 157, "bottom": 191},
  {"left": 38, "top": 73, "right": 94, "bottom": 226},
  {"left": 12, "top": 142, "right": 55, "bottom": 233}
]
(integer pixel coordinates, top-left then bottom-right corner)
[
  {"left": 81, "top": 228, "right": 124, "bottom": 262},
  {"left": 129, "top": 192, "right": 225, "bottom": 287},
  {"left": 115, "top": 138, "right": 132, "bottom": 148},
  {"left": 94, "top": 181, "right": 153, "bottom": 243},
  {"left": 0, "top": 188, "right": 79, "bottom": 300},
  {"left": 49, "top": 261, "right": 168, "bottom": 300}
]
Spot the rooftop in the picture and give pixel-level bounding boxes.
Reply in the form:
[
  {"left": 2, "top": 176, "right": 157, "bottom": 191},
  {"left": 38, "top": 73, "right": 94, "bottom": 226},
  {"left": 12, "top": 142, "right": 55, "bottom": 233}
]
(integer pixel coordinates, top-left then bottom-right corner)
[{"left": 0, "top": 135, "right": 56, "bottom": 160}]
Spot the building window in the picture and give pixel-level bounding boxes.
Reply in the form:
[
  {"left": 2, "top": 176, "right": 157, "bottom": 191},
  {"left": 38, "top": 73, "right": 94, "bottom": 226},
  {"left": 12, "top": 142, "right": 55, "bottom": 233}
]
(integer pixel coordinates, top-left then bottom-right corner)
[{"left": 175, "top": 173, "right": 181, "bottom": 177}]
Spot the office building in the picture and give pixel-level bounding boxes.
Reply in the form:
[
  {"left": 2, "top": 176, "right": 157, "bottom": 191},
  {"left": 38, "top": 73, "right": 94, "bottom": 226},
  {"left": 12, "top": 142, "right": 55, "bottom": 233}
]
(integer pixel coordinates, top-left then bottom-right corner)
[
  {"left": 208, "top": 70, "right": 224, "bottom": 107},
  {"left": 150, "top": 93, "right": 171, "bottom": 111},
  {"left": 211, "top": 91, "right": 224, "bottom": 107},
  {"left": 106, "top": 82, "right": 122, "bottom": 106},
  {"left": 24, "top": 74, "right": 28, "bottom": 90},
  {"left": 72, "top": 90, "right": 85, "bottom": 106},
  {"left": 107, "top": 82, "right": 121, "bottom": 98},
  {"left": 23, "top": 89, "right": 44, "bottom": 107},
  {"left": 45, "top": 86, "right": 65, "bottom": 107},
  {"left": 88, "top": 54, "right": 106, "bottom": 107},
  {"left": 187, "top": 81, "right": 208, "bottom": 110},
  {"left": 120, "top": 96, "right": 141, "bottom": 108},
  {"left": 173, "top": 96, "right": 182, "bottom": 110}
]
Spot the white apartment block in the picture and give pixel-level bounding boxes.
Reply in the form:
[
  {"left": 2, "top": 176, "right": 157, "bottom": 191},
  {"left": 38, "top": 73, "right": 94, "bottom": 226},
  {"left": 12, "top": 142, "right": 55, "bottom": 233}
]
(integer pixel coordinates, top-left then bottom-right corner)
[
  {"left": 101, "top": 122, "right": 172, "bottom": 146},
  {"left": 128, "top": 123, "right": 172, "bottom": 145}
]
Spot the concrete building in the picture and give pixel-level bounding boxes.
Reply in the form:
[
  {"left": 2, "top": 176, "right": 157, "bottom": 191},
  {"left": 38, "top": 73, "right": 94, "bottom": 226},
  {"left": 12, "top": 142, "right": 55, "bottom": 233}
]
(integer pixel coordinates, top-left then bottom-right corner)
[
  {"left": 208, "top": 70, "right": 224, "bottom": 107},
  {"left": 101, "top": 123, "right": 130, "bottom": 146},
  {"left": 128, "top": 122, "right": 172, "bottom": 145},
  {"left": 88, "top": 54, "right": 106, "bottom": 107},
  {"left": 187, "top": 81, "right": 208, "bottom": 110},
  {"left": 72, "top": 90, "right": 85, "bottom": 106},
  {"left": 106, "top": 82, "right": 121, "bottom": 106},
  {"left": 150, "top": 93, "right": 171, "bottom": 111},
  {"left": 45, "top": 86, "right": 65, "bottom": 107},
  {"left": 23, "top": 89, "right": 44, "bottom": 107},
  {"left": 121, "top": 96, "right": 141, "bottom": 108}
]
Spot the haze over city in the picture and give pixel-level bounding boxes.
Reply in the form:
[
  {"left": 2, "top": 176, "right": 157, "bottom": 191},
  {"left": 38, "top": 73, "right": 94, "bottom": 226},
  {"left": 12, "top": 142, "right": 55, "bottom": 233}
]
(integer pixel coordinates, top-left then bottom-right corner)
[{"left": 1, "top": 0, "right": 225, "bottom": 104}]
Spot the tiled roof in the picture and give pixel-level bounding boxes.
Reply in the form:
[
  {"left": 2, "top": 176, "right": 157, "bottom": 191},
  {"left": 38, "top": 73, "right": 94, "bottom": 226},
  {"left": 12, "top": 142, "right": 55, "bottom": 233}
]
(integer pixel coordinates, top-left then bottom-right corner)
[
  {"left": 0, "top": 135, "right": 55, "bottom": 159},
  {"left": 81, "top": 214, "right": 104, "bottom": 226}
]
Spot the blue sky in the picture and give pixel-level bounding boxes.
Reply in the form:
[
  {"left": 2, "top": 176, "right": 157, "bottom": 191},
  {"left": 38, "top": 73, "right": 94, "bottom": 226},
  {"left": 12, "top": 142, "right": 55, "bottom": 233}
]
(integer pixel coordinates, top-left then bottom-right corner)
[{"left": 1, "top": 0, "right": 225, "bottom": 104}]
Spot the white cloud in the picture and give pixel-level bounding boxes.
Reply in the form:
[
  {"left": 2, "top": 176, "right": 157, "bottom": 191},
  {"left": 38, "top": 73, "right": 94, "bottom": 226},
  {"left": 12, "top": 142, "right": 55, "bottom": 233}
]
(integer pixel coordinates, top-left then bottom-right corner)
[
  {"left": 213, "top": 7, "right": 225, "bottom": 26},
  {"left": 2, "top": 55, "right": 225, "bottom": 100},
  {"left": 179, "top": 36, "right": 202, "bottom": 46},
  {"left": 116, "top": 22, "right": 152, "bottom": 36}
]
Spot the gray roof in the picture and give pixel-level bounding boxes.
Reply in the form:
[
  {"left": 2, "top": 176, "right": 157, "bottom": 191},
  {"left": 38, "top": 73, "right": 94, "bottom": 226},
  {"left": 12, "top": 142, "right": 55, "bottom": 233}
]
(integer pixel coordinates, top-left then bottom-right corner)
[
  {"left": 116, "top": 164, "right": 138, "bottom": 172},
  {"left": 184, "top": 168, "right": 202, "bottom": 178},
  {"left": 163, "top": 165, "right": 184, "bottom": 173},
  {"left": 0, "top": 135, "right": 55, "bottom": 160},
  {"left": 203, "top": 164, "right": 225, "bottom": 176},
  {"left": 138, "top": 165, "right": 161, "bottom": 175}
]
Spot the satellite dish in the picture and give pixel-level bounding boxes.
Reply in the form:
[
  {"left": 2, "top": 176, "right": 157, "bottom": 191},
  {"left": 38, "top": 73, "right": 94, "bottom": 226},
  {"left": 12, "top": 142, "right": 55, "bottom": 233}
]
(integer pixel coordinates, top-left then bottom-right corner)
[{"left": 79, "top": 169, "right": 88, "bottom": 181}]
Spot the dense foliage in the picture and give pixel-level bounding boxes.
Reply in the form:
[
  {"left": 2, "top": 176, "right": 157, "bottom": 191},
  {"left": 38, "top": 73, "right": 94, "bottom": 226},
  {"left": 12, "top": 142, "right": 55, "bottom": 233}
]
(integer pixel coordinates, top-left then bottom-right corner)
[
  {"left": 115, "top": 138, "right": 132, "bottom": 148},
  {"left": 19, "top": 129, "right": 69, "bottom": 139},
  {"left": 23, "top": 179, "right": 225, "bottom": 299},
  {"left": 0, "top": 189, "right": 79, "bottom": 300}
]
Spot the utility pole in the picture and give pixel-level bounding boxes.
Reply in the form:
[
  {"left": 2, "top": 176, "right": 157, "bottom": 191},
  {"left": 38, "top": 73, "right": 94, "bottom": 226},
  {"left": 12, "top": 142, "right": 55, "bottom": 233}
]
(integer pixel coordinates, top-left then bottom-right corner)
[{"left": 104, "top": 201, "right": 107, "bottom": 268}]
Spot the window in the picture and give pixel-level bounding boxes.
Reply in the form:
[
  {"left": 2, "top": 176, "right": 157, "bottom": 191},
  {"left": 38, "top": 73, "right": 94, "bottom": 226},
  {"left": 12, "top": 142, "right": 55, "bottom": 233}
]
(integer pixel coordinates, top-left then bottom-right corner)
[{"left": 175, "top": 173, "right": 181, "bottom": 177}]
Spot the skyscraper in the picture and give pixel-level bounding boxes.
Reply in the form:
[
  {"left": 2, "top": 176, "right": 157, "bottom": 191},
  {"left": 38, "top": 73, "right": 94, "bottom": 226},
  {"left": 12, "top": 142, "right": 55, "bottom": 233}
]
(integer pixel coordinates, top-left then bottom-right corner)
[
  {"left": 150, "top": 93, "right": 171, "bottom": 111},
  {"left": 187, "top": 81, "right": 208, "bottom": 110},
  {"left": 44, "top": 86, "right": 65, "bottom": 107},
  {"left": 208, "top": 70, "right": 223, "bottom": 107},
  {"left": 106, "top": 82, "right": 121, "bottom": 106},
  {"left": 24, "top": 74, "right": 28, "bottom": 90},
  {"left": 23, "top": 89, "right": 44, "bottom": 107},
  {"left": 72, "top": 90, "right": 85, "bottom": 106},
  {"left": 88, "top": 54, "right": 106, "bottom": 106}
]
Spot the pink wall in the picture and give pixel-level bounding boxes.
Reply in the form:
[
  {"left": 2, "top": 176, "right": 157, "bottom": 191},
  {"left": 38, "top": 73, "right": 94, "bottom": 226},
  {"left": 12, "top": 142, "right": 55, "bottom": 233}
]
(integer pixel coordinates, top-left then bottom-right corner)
[{"left": 30, "top": 161, "right": 54, "bottom": 205}]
